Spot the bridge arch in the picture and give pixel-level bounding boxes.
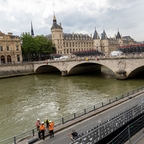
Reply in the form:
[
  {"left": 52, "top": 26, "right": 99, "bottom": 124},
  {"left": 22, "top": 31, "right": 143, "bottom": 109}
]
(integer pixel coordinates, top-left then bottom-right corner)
[
  {"left": 67, "top": 61, "right": 116, "bottom": 76},
  {"left": 128, "top": 65, "right": 144, "bottom": 78},
  {"left": 35, "top": 64, "right": 61, "bottom": 74}
]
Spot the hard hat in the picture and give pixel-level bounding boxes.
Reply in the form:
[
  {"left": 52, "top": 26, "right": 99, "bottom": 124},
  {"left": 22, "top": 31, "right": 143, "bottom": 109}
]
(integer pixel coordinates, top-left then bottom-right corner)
[
  {"left": 46, "top": 118, "right": 48, "bottom": 119},
  {"left": 37, "top": 118, "right": 40, "bottom": 121},
  {"left": 49, "top": 120, "right": 52, "bottom": 122},
  {"left": 42, "top": 122, "right": 44, "bottom": 124}
]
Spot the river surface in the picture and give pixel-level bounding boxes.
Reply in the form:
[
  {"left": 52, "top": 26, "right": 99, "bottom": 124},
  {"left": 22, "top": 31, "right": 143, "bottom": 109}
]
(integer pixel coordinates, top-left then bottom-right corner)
[{"left": 0, "top": 67, "right": 144, "bottom": 140}]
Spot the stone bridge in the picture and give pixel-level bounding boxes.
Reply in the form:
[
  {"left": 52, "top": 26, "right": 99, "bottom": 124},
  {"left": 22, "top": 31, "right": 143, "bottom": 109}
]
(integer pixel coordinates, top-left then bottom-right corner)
[{"left": 34, "top": 57, "right": 144, "bottom": 80}]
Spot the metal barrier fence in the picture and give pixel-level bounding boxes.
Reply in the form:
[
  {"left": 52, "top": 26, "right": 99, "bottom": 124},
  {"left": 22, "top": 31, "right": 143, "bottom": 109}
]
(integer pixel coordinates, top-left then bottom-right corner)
[
  {"left": 68, "top": 102, "right": 144, "bottom": 144},
  {"left": 132, "top": 128, "right": 144, "bottom": 144},
  {"left": 0, "top": 86, "right": 144, "bottom": 144},
  {"left": 108, "top": 114, "right": 144, "bottom": 144},
  {"left": 0, "top": 128, "right": 38, "bottom": 144}
]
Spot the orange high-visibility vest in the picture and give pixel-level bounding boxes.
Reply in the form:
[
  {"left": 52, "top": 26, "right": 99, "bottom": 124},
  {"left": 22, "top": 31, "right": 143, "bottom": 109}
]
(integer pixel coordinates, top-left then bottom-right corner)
[
  {"left": 40, "top": 124, "right": 45, "bottom": 130},
  {"left": 49, "top": 122, "right": 54, "bottom": 130}
]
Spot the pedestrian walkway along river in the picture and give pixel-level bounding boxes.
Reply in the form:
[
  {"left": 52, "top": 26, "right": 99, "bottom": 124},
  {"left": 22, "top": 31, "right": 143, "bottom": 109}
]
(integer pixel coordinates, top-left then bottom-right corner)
[{"left": 41, "top": 89, "right": 144, "bottom": 144}]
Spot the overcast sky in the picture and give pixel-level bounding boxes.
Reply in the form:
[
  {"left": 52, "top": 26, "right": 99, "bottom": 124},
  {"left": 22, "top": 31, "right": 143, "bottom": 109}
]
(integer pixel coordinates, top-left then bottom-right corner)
[{"left": 0, "top": 0, "right": 144, "bottom": 41}]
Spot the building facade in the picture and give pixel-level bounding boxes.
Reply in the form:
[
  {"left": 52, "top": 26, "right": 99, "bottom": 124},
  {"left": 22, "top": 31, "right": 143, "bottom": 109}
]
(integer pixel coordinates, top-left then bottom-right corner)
[
  {"left": 0, "top": 31, "right": 22, "bottom": 64},
  {"left": 49, "top": 15, "right": 137, "bottom": 56}
]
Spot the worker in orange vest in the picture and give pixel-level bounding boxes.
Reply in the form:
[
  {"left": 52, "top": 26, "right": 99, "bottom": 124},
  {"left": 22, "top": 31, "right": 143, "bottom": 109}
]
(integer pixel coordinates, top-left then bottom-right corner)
[
  {"left": 40, "top": 122, "right": 45, "bottom": 140},
  {"left": 49, "top": 120, "right": 54, "bottom": 138}
]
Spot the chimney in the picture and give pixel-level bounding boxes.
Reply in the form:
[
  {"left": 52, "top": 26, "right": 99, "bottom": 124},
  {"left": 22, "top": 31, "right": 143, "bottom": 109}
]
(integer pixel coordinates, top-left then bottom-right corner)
[
  {"left": 72, "top": 32, "right": 74, "bottom": 37},
  {"left": 8, "top": 32, "right": 13, "bottom": 35}
]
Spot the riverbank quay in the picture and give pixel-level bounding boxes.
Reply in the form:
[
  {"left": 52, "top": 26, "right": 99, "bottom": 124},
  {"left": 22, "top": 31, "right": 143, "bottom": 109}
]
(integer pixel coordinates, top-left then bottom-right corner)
[
  {"left": 15, "top": 87, "right": 144, "bottom": 144},
  {"left": 0, "top": 62, "right": 34, "bottom": 79}
]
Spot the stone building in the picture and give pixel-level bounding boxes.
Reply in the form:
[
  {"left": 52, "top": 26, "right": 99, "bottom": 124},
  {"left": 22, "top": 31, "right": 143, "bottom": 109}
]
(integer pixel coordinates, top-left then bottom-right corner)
[
  {"left": 48, "top": 15, "right": 137, "bottom": 56},
  {"left": 0, "top": 31, "right": 22, "bottom": 64}
]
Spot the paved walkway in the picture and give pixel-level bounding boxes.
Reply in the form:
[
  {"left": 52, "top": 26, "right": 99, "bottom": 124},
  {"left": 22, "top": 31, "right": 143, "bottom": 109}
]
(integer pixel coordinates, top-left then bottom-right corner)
[
  {"left": 125, "top": 128, "right": 144, "bottom": 144},
  {"left": 18, "top": 90, "right": 144, "bottom": 144}
]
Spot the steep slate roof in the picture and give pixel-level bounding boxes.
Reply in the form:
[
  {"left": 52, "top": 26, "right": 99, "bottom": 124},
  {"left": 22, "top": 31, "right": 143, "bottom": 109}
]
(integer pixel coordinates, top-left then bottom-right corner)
[
  {"left": 101, "top": 30, "right": 107, "bottom": 40},
  {"left": 93, "top": 29, "right": 100, "bottom": 39},
  {"left": 122, "top": 36, "right": 133, "bottom": 41},
  {"left": 51, "top": 15, "right": 62, "bottom": 30},
  {"left": 11, "top": 35, "right": 20, "bottom": 39},
  {"left": 116, "top": 31, "right": 121, "bottom": 39},
  {"left": 63, "top": 33, "right": 92, "bottom": 40}
]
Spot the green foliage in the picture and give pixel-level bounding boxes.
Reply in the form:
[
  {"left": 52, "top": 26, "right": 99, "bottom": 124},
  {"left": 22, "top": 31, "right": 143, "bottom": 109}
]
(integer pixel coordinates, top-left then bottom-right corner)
[{"left": 20, "top": 33, "right": 54, "bottom": 61}]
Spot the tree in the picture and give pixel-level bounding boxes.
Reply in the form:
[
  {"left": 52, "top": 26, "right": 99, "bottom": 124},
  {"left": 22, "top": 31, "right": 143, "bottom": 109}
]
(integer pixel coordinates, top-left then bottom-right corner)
[
  {"left": 20, "top": 32, "right": 36, "bottom": 61},
  {"left": 34, "top": 35, "right": 54, "bottom": 60},
  {"left": 20, "top": 33, "right": 55, "bottom": 61}
]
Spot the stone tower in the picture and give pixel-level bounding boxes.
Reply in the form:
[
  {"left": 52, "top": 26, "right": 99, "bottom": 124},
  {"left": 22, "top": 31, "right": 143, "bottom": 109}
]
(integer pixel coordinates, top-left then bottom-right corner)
[
  {"left": 93, "top": 28, "right": 101, "bottom": 51},
  {"left": 51, "top": 15, "right": 64, "bottom": 54},
  {"left": 101, "top": 30, "right": 109, "bottom": 55}
]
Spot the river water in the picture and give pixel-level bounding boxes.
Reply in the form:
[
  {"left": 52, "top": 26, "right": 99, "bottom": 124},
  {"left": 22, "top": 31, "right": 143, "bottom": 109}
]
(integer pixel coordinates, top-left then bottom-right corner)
[{"left": 0, "top": 67, "right": 144, "bottom": 140}]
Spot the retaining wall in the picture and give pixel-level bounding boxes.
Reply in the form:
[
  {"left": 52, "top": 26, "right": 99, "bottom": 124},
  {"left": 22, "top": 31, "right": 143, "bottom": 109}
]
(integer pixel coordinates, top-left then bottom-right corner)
[{"left": 0, "top": 63, "right": 34, "bottom": 78}]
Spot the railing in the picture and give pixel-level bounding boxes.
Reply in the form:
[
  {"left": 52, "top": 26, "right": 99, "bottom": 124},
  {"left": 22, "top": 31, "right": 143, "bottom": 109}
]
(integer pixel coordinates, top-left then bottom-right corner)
[
  {"left": 132, "top": 129, "right": 144, "bottom": 144},
  {"left": 108, "top": 113, "right": 144, "bottom": 144},
  {"left": 0, "top": 86, "right": 144, "bottom": 144},
  {"left": 68, "top": 102, "right": 144, "bottom": 144},
  {"left": 0, "top": 129, "right": 37, "bottom": 144},
  {"left": 1, "top": 53, "right": 144, "bottom": 66}
]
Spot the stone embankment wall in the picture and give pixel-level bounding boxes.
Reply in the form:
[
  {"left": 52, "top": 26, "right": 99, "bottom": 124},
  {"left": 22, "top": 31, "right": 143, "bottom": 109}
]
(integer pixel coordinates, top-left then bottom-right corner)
[{"left": 0, "top": 63, "right": 34, "bottom": 78}]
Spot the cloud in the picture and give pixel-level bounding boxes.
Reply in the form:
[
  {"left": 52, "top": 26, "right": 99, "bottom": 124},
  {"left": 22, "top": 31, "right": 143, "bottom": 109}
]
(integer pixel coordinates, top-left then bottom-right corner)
[
  {"left": 6, "top": 15, "right": 19, "bottom": 22},
  {"left": 0, "top": 0, "right": 143, "bottom": 41}
]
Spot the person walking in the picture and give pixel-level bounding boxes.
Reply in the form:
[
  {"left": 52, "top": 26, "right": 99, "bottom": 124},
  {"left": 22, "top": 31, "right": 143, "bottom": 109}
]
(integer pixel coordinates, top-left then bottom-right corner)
[
  {"left": 49, "top": 120, "right": 54, "bottom": 138},
  {"left": 36, "top": 118, "right": 41, "bottom": 139},
  {"left": 40, "top": 122, "right": 45, "bottom": 140}
]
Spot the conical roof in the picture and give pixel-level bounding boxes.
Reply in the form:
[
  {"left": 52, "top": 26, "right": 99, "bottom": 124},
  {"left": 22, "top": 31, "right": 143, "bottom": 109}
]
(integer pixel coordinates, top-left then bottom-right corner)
[
  {"left": 101, "top": 30, "right": 107, "bottom": 40},
  {"left": 116, "top": 31, "right": 121, "bottom": 39},
  {"left": 51, "top": 15, "right": 62, "bottom": 30},
  {"left": 31, "top": 21, "right": 34, "bottom": 37},
  {"left": 93, "top": 28, "right": 99, "bottom": 39}
]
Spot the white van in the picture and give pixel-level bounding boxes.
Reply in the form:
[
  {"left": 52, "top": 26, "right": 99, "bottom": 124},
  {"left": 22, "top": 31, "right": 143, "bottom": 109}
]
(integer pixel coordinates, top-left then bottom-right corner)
[
  {"left": 110, "top": 51, "right": 123, "bottom": 56},
  {"left": 59, "top": 56, "right": 69, "bottom": 60}
]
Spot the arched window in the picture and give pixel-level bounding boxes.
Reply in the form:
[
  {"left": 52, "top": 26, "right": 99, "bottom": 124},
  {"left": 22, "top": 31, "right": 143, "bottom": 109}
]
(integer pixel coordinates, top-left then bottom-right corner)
[
  {"left": 1, "top": 55, "right": 5, "bottom": 64},
  {"left": 7, "top": 55, "right": 11, "bottom": 63}
]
